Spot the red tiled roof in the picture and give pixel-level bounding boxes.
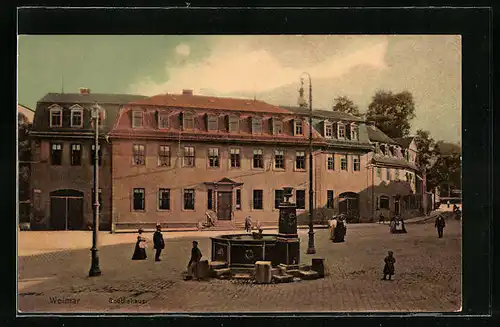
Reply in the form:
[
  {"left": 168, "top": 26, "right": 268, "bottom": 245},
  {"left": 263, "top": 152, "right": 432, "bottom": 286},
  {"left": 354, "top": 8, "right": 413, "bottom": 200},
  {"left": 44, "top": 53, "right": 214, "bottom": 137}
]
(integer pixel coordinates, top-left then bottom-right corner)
[{"left": 129, "top": 93, "right": 291, "bottom": 114}]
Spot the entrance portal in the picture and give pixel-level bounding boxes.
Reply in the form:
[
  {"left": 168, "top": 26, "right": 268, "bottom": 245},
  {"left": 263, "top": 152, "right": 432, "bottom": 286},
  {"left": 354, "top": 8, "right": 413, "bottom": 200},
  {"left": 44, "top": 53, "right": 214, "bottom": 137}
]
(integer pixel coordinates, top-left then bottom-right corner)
[
  {"left": 217, "top": 191, "right": 233, "bottom": 220},
  {"left": 339, "top": 192, "right": 360, "bottom": 222},
  {"left": 49, "top": 189, "right": 84, "bottom": 230}
]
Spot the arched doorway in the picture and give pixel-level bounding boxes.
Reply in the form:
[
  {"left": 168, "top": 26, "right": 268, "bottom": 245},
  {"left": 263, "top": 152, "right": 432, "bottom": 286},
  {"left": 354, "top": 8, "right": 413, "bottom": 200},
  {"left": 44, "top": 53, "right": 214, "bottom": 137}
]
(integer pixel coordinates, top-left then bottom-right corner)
[
  {"left": 50, "top": 189, "right": 84, "bottom": 230},
  {"left": 339, "top": 192, "right": 360, "bottom": 222}
]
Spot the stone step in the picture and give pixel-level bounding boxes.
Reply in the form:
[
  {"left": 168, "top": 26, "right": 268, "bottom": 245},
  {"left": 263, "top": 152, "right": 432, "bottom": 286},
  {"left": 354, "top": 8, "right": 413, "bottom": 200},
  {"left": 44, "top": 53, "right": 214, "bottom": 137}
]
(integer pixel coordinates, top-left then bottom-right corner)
[
  {"left": 273, "top": 274, "right": 294, "bottom": 283},
  {"left": 232, "top": 273, "right": 253, "bottom": 280},
  {"left": 298, "top": 270, "right": 319, "bottom": 280},
  {"left": 209, "top": 261, "right": 228, "bottom": 269},
  {"left": 286, "top": 269, "right": 303, "bottom": 278},
  {"left": 212, "top": 268, "right": 231, "bottom": 277}
]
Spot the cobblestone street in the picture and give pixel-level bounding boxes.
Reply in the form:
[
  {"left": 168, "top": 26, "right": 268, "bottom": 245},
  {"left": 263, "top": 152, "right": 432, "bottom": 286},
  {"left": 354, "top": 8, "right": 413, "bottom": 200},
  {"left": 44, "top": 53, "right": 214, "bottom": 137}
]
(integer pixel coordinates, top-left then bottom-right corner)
[{"left": 18, "top": 220, "right": 461, "bottom": 313}]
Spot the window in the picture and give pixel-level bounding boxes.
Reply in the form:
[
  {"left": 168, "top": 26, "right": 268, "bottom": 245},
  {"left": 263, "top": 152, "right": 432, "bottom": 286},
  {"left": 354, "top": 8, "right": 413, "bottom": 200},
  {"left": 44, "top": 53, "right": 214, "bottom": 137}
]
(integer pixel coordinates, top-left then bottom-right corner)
[
  {"left": 350, "top": 124, "right": 358, "bottom": 140},
  {"left": 235, "top": 189, "right": 241, "bottom": 210},
  {"left": 273, "top": 119, "right": 283, "bottom": 134},
  {"left": 296, "top": 190, "right": 306, "bottom": 209},
  {"left": 325, "top": 123, "right": 333, "bottom": 137},
  {"left": 294, "top": 120, "right": 303, "bottom": 135},
  {"left": 183, "top": 146, "right": 195, "bottom": 167},
  {"left": 133, "top": 144, "right": 145, "bottom": 165},
  {"left": 184, "top": 189, "right": 195, "bottom": 210},
  {"left": 377, "top": 167, "right": 381, "bottom": 178},
  {"left": 353, "top": 155, "right": 360, "bottom": 171},
  {"left": 295, "top": 151, "right": 305, "bottom": 170},
  {"left": 207, "top": 189, "right": 213, "bottom": 210},
  {"left": 70, "top": 144, "right": 82, "bottom": 166},
  {"left": 158, "top": 145, "right": 170, "bottom": 166},
  {"left": 208, "top": 148, "right": 219, "bottom": 168},
  {"left": 228, "top": 116, "right": 239, "bottom": 132},
  {"left": 183, "top": 113, "right": 195, "bottom": 130},
  {"left": 274, "top": 150, "right": 285, "bottom": 169},
  {"left": 340, "top": 154, "right": 348, "bottom": 171},
  {"left": 253, "top": 149, "right": 264, "bottom": 168},
  {"left": 158, "top": 113, "right": 169, "bottom": 129},
  {"left": 252, "top": 118, "right": 262, "bottom": 134},
  {"left": 386, "top": 168, "right": 391, "bottom": 180},
  {"left": 338, "top": 124, "right": 346, "bottom": 138},
  {"left": 132, "top": 111, "right": 143, "bottom": 128},
  {"left": 133, "top": 188, "right": 145, "bottom": 211},
  {"left": 253, "top": 190, "right": 263, "bottom": 209},
  {"left": 50, "top": 108, "right": 62, "bottom": 127},
  {"left": 274, "top": 189, "right": 284, "bottom": 209},
  {"left": 379, "top": 195, "right": 390, "bottom": 210},
  {"left": 207, "top": 114, "right": 218, "bottom": 131},
  {"left": 158, "top": 188, "right": 170, "bottom": 210},
  {"left": 91, "top": 144, "right": 102, "bottom": 166},
  {"left": 327, "top": 154, "right": 335, "bottom": 170},
  {"left": 327, "top": 190, "right": 334, "bottom": 209},
  {"left": 51, "top": 143, "right": 62, "bottom": 165},
  {"left": 71, "top": 109, "right": 83, "bottom": 127},
  {"left": 230, "top": 148, "right": 241, "bottom": 168}
]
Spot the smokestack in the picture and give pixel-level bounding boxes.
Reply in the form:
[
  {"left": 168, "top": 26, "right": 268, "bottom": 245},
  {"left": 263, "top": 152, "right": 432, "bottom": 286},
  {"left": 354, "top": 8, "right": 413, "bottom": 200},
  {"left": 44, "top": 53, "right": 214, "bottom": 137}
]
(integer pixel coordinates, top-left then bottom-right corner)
[
  {"left": 182, "top": 89, "right": 193, "bottom": 95},
  {"left": 79, "top": 88, "right": 90, "bottom": 95}
]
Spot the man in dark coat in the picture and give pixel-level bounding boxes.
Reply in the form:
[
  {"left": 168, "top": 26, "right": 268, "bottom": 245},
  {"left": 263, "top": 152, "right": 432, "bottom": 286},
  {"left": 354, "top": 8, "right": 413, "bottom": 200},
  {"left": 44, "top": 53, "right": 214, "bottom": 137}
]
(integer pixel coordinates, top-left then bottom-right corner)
[
  {"left": 153, "top": 224, "right": 165, "bottom": 262},
  {"left": 185, "top": 240, "right": 203, "bottom": 280},
  {"left": 435, "top": 214, "right": 446, "bottom": 238}
]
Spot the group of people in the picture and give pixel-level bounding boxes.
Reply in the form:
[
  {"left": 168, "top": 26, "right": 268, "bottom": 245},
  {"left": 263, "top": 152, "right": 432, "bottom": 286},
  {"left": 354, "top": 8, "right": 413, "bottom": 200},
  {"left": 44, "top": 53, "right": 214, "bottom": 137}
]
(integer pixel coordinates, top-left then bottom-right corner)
[
  {"left": 131, "top": 224, "right": 203, "bottom": 280},
  {"left": 389, "top": 215, "right": 407, "bottom": 234},
  {"left": 329, "top": 214, "right": 347, "bottom": 243},
  {"left": 244, "top": 216, "right": 262, "bottom": 233}
]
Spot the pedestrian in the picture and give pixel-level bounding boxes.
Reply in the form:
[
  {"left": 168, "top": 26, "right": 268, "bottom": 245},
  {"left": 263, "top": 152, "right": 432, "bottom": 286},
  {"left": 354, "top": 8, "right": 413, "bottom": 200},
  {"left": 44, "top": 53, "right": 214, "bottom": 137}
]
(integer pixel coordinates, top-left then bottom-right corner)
[
  {"left": 381, "top": 251, "right": 396, "bottom": 280},
  {"left": 185, "top": 240, "right": 203, "bottom": 280},
  {"left": 153, "top": 224, "right": 165, "bottom": 262},
  {"left": 244, "top": 216, "right": 252, "bottom": 233},
  {"left": 132, "top": 228, "right": 147, "bottom": 260},
  {"left": 435, "top": 214, "right": 446, "bottom": 238},
  {"left": 255, "top": 219, "right": 262, "bottom": 231},
  {"left": 379, "top": 213, "right": 385, "bottom": 224},
  {"left": 329, "top": 216, "right": 337, "bottom": 241}
]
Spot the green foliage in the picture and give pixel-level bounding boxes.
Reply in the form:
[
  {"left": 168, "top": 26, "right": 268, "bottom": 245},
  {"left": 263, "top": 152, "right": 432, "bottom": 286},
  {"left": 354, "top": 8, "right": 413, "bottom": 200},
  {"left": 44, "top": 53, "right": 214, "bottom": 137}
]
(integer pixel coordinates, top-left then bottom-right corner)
[
  {"left": 415, "top": 129, "right": 436, "bottom": 168},
  {"left": 427, "top": 152, "right": 461, "bottom": 192},
  {"left": 366, "top": 90, "right": 416, "bottom": 138},
  {"left": 332, "top": 96, "right": 360, "bottom": 115}
]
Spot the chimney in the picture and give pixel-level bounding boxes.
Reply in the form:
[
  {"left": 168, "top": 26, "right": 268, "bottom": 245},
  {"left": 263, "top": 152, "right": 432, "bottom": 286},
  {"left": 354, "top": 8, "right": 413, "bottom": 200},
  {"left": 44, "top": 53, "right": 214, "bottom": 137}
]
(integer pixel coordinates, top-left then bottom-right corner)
[
  {"left": 182, "top": 89, "right": 193, "bottom": 95},
  {"left": 79, "top": 88, "right": 90, "bottom": 95}
]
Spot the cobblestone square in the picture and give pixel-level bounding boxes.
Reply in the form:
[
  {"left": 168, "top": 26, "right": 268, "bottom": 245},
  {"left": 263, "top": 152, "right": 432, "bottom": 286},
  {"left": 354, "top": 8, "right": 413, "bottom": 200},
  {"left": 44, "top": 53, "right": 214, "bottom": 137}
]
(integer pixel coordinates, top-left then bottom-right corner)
[{"left": 18, "top": 220, "right": 461, "bottom": 313}]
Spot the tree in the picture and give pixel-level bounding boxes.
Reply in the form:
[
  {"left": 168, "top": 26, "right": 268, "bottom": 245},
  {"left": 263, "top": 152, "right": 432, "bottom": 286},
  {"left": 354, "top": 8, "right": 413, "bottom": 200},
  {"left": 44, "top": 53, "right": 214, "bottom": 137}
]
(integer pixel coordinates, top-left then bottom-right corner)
[
  {"left": 414, "top": 129, "right": 436, "bottom": 169},
  {"left": 427, "top": 153, "right": 461, "bottom": 194},
  {"left": 332, "top": 96, "right": 360, "bottom": 115},
  {"left": 18, "top": 113, "right": 32, "bottom": 201},
  {"left": 366, "top": 90, "right": 416, "bottom": 138}
]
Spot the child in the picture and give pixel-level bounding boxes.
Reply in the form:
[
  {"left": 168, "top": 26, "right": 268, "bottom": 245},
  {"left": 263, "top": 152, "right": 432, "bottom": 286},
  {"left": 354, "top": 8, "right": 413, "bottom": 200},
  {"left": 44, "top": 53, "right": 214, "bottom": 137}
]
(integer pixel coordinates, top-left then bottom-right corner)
[{"left": 381, "top": 251, "right": 395, "bottom": 280}]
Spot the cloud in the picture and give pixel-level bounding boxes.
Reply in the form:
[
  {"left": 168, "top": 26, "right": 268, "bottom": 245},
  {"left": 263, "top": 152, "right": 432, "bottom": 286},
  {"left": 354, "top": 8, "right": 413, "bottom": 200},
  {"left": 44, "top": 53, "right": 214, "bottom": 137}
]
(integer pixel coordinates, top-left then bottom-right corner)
[
  {"left": 175, "top": 43, "right": 190, "bottom": 57},
  {"left": 130, "top": 36, "right": 389, "bottom": 98}
]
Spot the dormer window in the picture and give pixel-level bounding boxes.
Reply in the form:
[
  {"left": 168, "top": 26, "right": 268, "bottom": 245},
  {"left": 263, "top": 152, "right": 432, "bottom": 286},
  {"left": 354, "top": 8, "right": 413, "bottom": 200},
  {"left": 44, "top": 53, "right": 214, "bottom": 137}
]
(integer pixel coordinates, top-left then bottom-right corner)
[
  {"left": 70, "top": 105, "right": 83, "bottom": 127},
  {"left": 350, "top": 123, "right": 358, "bottom": 140},
  {"left": 252, "top": 117, "right": 262, "bottom": 134},
  {"left": 207, "top": 114, "right": 218, "bottom": 131},
  {"left": 183, "top": 112, "right": 195, "bottom": 130},
  {"left": 294, "top": 120, "right": 303, "bottom": 136},
  {"left": 132, "top": 110, "right": 143, "bottom": 128},
  {"left": 49, "top": 106, "right": 62, "bottom": 127},
  {"left": 157, "top": 111, "right": 169, "bottom": 129},
  {"left": 325, "top": 123, "right": 333, "bottom": 138},
  {"left": 338, "top": 123, "right": 346, "bottom": 138},
  {"left": 272, "top": 118, "right": 283, "bottom": 135},
  {"left": 228, "top": 115, "right": 239, "bottom": 133},
  {"left": 375, "top": 143, "right": 381, "bottom": 154}
]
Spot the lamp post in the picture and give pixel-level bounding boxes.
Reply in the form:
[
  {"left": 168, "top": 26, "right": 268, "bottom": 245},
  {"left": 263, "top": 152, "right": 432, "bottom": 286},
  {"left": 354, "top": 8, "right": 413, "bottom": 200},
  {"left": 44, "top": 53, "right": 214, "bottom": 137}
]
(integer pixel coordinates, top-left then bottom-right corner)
[
  {"left": 89, "top": 103, "right": 102, "bottom": 277},
  {"left": 301, "top": 72, "right": 316, "bottom": 255}
]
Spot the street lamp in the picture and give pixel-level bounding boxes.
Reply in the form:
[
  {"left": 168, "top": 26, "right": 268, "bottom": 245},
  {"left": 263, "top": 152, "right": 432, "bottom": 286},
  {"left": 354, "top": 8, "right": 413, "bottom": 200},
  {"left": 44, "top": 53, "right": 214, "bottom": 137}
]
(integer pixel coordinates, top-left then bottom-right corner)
[
  {"left": 89, "top": 103, "right": 102, "bottom": 277},
  {"left": 300, "top": 72, "right": 316, "bottom": 255}
]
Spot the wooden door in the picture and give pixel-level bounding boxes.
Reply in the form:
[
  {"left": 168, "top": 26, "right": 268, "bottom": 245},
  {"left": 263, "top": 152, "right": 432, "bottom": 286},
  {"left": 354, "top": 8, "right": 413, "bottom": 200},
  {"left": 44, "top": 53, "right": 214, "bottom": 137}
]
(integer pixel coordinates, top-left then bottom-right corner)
[
  {"left": 67, "top": 197, "right": 84, "bottom": 230},
  {"left": 217, "top": 192, "right": 232, "bottom": 220},
  {"left": 50, "top": 197, "right": 67, "bottom": 230}
]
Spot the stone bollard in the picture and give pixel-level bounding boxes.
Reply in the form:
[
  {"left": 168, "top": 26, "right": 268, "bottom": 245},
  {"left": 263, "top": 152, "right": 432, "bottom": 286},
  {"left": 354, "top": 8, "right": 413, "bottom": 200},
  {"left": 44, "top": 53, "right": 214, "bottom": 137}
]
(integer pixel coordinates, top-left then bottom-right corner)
[
  {"left": 196, "top": 260, "right": 210, "bottom": 279},
  {"left": 311, "top": 258, "right": 325, "bottom": 278},
  {"left": 255, "top": 261, "right": 272, "bottom": 284}
]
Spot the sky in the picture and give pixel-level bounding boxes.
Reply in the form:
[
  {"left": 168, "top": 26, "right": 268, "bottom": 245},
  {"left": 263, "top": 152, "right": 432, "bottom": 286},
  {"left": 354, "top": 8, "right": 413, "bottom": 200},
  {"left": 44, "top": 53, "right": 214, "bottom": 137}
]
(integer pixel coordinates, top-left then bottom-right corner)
[{"left": 18, "top": 35, "right": 461, "bottom": 143}]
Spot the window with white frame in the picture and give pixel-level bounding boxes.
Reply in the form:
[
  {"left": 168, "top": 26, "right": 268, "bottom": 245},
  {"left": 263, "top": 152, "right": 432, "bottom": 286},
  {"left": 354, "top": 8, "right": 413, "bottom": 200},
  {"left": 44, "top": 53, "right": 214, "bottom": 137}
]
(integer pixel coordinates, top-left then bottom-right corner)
[
  {"left": 253, "top": 190, "right": 263, "bottom": 209},
  {"left": 50, "top": 143, "right": 62, "bottom": 165},
  {"left": 158, "top": 112, "right": 169, "bottom": 129},
  {"left": 183, "top": 113, "right": 195, "bottom": 130},
  {"left": 70, "top": 108, "right": 83, "bottom": 127},
  {"left": 133, "top": 188, "right": 145, "bottom": 211},
  {"left": 325, "top": 123, "right": 333, "bottom": 138},
  {"left": 340, "top": 154, "right": 348, "bottom": 171},
  {"left": 132, "top": 111, "right": 143, "bottom": 128},
  {"left": 252, "top": 117, "right": 262, "bottom": 134},
  {"left": 338, "top": 123, "right": 346, "bottom": 138},
  {"left": 208, "top": 148, "right": 219, "bottom": 168},
  {"left": 273, "top": 119, "right": 283, "bottom": 134},
  {"left": 327, "top": 154, "right": 335, "bottom": 170},
  {"left": 253, "top": 149, "right": 264, "bottom": 168},
  {"left": 183, "top": 146, "right": 195, "bottom": 167},
  {"left": 158, "top": 188, "right": 170, "bottom": 210},
  {"left": 158, "top": 145, "right": 170, "bottom": 166},
  {"left": 183, "top": 189, "right": 195, "bottom": 210},
  {"left": 228, "top": 115, "right": 239, "bottom": 132},
  {"left": 50, "top": 107, "right": 62, "bottom": 127},
  {"left": 230, "top": 148, "right": 241, "bottom": 168},
  {"left": 353, "top": 155, "right": 360, "bottom": 171},
  {"left": 207, "top": 114, "right": 218, "bottom": 131},
  {"left": 70, "top": 143, "right": 82, "bottom": 166},
  {"left": 274, "top": 149, "right": 285, "bottom": 169},
  {"left": 350, "top": 123, "right": 358, "bottom": 140},
  {"left": 295, "top": 151, "right": 305, "bottom": 170},
  {"left": 133, "top": 144, "right": 145, "bottom": 165},
  {"left": 294, "top": 120, "right": 303, "bottom": 136}
]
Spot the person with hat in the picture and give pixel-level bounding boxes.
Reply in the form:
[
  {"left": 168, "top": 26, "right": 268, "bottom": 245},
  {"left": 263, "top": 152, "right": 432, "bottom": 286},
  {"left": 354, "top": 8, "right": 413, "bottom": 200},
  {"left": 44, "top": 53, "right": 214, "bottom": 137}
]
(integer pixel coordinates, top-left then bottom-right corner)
[
  {"left": 381, "top": 250, "right": 396, "bottom": 280},
  {"left": 185, "top": 240, "right": 203, "bottom": 280},
  {"left": 132, "top": 228, "right": 147, "bottom": 260},
  {"left": 153, "top": 224, "right": 165, "bottom": 262}
]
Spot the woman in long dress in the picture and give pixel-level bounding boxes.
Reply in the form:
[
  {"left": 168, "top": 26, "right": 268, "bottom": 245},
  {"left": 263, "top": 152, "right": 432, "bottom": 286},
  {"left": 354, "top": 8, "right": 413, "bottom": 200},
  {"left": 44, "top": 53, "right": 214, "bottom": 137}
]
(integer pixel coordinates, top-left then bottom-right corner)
[{"left": 132, "top": 228, "right": 147, "bottom": 260}]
